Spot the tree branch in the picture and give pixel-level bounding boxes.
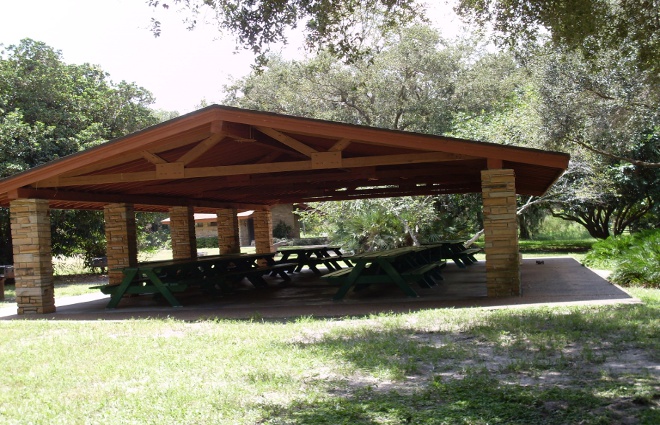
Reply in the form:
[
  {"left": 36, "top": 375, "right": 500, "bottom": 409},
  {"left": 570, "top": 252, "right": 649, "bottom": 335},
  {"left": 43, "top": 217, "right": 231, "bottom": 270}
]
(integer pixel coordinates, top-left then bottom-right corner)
[{"left": 568, "top": 137, "right": 660, "bottom": 168}]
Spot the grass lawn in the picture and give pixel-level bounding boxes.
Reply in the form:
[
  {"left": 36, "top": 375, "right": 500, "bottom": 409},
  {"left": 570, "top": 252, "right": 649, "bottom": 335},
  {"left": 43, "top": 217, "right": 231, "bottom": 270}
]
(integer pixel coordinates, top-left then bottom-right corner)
[
  {"left": 0, "top": 290, "right": 658, "bottom": 423},
  {"left": 1, "top": 245, "right": 657, "bottom": 424}
]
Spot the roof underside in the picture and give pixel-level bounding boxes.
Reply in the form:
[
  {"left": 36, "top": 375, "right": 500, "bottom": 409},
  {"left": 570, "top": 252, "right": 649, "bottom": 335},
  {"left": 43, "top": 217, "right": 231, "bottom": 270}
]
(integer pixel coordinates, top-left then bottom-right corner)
[{"left": 0, "top": 105, "right": 570, "bottom": 212}]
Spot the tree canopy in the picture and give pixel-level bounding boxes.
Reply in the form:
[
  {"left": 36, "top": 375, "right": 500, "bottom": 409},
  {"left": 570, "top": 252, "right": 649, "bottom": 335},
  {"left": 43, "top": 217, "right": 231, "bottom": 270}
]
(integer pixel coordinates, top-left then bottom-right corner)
[
  {"left": 148, "top": 0, "right": 423, "bottom": 64},
  {"left": 224, "top": 27, "right": 523, "bottom": 249},
  {"left": 0, "top": 39, "right": 160, "bottom": 264},
  {"left": 455, "top": 0, "right": 660, "bottom": 81}
]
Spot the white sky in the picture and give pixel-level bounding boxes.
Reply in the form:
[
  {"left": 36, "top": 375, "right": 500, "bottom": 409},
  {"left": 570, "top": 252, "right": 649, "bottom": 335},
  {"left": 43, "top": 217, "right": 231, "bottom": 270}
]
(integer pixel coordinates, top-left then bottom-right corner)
[{"left": 0, "top": 0, "right": 464, "bottom": 114}]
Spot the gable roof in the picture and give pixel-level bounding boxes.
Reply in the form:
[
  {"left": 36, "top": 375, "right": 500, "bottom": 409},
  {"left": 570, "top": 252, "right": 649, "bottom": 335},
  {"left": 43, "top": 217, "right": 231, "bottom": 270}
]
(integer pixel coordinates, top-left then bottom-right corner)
[{"left": 0, "top": 105, "right": 569, "bottom": 212}]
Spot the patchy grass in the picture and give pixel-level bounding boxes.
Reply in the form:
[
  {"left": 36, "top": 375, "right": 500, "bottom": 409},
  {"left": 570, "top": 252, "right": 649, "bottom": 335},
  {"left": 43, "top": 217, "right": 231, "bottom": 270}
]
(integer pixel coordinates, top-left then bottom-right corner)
[{"left": 0, "top": 288, "right": 657, "bottom": 424}]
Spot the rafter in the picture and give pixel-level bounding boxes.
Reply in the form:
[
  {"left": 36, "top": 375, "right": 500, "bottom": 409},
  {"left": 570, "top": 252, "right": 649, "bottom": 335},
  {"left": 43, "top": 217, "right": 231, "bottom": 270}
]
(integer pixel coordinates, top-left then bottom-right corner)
[
  {"left": 255, "top": 126, "right": 318, "bottom": 157},
  {"left": 177, "top": 131, "right": 227, "bottom": 165},
  {"left": 141, "top": 151, "right": 168, "bottom": 165},
  {"left": 329, "top": 138, "right": 352, "bottom": 152}
]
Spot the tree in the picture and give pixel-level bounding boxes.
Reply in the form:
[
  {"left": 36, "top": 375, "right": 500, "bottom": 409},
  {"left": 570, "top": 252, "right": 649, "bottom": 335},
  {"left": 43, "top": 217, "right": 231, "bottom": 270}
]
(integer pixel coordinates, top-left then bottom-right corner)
[
  {"left": 148, "top": 0, "right": 422, "bottom": 65},
  {"left": 0, "top": 39, "right": 159, "bottom": 265},
  {"left": 548, "top": 138, "right": 659, "bottom": 239},
  {"left": 226, "top": 26, "right": 521, "bottom": 133},
  {"left": 455, "top": 0, "right": 660, "bottom": 81},
  {"left": 225, "top": 26, "right": 519, "bottom": 249}
]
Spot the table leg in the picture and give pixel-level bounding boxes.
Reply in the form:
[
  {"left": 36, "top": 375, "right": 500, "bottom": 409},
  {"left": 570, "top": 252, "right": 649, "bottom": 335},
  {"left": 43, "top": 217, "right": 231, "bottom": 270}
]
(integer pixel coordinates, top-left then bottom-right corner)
[
  {"left": 106, "top": 269, "right": 138, "bottom": 309},
  {"left": 143, "top": 270, "right": 183, "bottom": 307},
  {"left": 333, "top": 262, "right": 366, "bottom": 300},
  {"left": 378, "top": 260, "right": 419, "bottom": 297}
]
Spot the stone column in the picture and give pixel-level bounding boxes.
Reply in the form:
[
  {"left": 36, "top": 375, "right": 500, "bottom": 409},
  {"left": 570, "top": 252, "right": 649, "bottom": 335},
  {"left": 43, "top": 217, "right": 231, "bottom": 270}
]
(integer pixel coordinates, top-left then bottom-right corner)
[
  {"left": 10, "top": 199, "right": 55, "bottom": 314},
  {"left": 104, "top": 203, "right": 138, "bottom": 285},
  {"left": 481, "top": 169, "right": 521, "bottom": 296},
  {"left": 169, "top": 206, "right": 197, "bottom": 260},
  {"left": 216, "top": 208, "right": 240, "bottom": 254},
  {"left": 253, "top": 209, "right": 274, "bottom": 265}
]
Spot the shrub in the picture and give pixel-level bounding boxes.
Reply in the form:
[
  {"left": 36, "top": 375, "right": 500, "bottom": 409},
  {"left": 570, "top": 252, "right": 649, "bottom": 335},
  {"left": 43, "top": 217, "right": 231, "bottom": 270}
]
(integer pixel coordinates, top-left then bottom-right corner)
[
  {"left": 273, "top": 220, "right": 292, "bottom": 239},
  {"left": 584, "top": 230, "right": 660, "bottom": 288},
  {"left": 196, "top": 237, "right": 219, "bottom": 249}
]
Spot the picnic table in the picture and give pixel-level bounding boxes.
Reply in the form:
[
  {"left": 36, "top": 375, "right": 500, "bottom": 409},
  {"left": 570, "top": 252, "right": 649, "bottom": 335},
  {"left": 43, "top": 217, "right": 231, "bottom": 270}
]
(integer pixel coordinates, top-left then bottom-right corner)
[
  {"left": 423, "top": 241, "right": 481, "bottom": 268},
  {"left": 277, "top": 245, "right": 352, "bottom": 275},
  {"left": 93, "top": 252, "right": 294, "bottom": 308},
  {"left": 323, "top": 246, "right": 446, "bottom": 300}
]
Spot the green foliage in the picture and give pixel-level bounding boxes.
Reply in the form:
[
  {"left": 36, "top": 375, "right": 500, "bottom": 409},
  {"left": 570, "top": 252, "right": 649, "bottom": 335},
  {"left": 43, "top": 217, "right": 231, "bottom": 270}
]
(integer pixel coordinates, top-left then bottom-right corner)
[
  {"left": 584, "top": 230, "right": 660, "bottom": 288},
  {"left": 519, "top": 239, "right": 595, "bottom": 253},
  {"left": 272, "top": 220, "right": 292, "bottom": 239},
  {"left": 136, "top": 212, "right": 170, "bottom": 253},
  {"left": 196, "top": 237, "right": 219, "bottom": 249},
  {"left": 455, "top": 0, "right": 660, "bottom": 83},
  {"left": 535, "top": 216, "right": 593, "bottom": 241},
  {"left": 50, "top": 210, "right": 106, "bottom": 269},
  {"left": 0, "top": 39, "right": 159, "bottom": 265},
  {"left": 150, "top": 0, "right": 421, "bottom": 65},
  {"left": 300, "top": 197, "right": 443, "bottom": 253}
]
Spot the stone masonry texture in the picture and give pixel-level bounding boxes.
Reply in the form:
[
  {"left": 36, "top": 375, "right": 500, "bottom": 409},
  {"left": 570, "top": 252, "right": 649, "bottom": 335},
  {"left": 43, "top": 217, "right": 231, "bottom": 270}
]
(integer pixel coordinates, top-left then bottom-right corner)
[
  {"left": 253, "top": 209, "right": 274, "bottom": 265},
  {"left": 481, "top": 169, "right": 521, "bottom": 296},
  {"left": 217, "top": 208, "right": 241, "bottom": 254},
  {"left": 170, "top": 206, "right": 198, "bottom": 260},
  {"left": 104, "top": 203, "right": 138, "bottom": 285},
  {"left": 10, "top": 198, "right": 55, "bottom": 314}
]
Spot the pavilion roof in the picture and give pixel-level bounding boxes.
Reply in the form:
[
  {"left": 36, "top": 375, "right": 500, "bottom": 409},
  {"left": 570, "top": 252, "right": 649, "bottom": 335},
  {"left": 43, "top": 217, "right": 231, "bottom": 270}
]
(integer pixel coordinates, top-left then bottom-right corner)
[{"left": 0, "top": 105, "right": 569, "bottom": 212}]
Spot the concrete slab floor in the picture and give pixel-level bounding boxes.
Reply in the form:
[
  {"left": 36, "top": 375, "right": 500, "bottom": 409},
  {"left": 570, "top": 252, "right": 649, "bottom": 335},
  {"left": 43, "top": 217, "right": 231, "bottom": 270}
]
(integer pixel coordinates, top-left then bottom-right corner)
[{"left": 0, "top": 257, "right": 640, "bottom": 321}]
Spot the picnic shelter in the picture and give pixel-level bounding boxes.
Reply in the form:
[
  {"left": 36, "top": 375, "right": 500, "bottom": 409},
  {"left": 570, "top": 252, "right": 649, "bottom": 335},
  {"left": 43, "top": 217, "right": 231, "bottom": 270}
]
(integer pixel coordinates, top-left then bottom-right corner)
[{"left": 0, "top": 105, "right": 570, "bottom": 314}]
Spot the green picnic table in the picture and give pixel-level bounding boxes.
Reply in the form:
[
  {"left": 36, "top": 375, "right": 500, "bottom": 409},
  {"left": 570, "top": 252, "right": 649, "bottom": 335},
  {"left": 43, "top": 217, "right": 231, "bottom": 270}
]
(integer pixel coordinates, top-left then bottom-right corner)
[
  {"left": 277, "top": 245, "right": 352, "bottom": 275},
  {"left": 93, "top": 252, "right": 294, "bottom": 308},
  {"left": 423, "top": 241, "right": 482, "bottom": 268},
  {"left": 323, "top": 246, "right": 445, "bottom": 300}
]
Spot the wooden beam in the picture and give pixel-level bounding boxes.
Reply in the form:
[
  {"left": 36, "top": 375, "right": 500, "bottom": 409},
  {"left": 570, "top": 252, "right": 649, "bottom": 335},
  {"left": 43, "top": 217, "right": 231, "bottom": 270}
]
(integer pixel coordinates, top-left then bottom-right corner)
[
  {"left": 214, "top": 106, "right": 571, "bottom": 168},
  {"left": 255, "top": 126, "right": 318, "bottom": 157},
  {"left": 329, "top": 138, "right": 352, "bottom": 152},
  {"left": 9, "top": 187, "right": 267, "bottom": 211},
  {"left": 141, "top": 151, "right": 168, "bottom": 165},
  {"left": 487, "top": 158, "right": 503, "bottom": 169},
  {"left": 36, "top": 152, "right": 477, "bottom": 188},
  {"left": 177, "top": 132, "right": 227, "bottom": 165},
  {"left": 57, "top": 129, "right": 215, "bottom": 179}
]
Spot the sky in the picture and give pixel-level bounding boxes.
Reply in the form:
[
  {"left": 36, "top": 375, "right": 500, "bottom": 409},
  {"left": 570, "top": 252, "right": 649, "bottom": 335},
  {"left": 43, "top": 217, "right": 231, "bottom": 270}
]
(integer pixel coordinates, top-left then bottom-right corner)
[{"left": 0, "top": 0, "right": 464, "bottom": 114}]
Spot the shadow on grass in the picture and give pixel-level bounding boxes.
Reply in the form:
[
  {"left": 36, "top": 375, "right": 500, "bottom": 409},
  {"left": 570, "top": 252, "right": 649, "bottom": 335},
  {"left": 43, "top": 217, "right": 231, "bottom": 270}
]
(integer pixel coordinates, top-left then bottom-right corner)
[
  {"left": 259, "top": 372, "right": 655, "bottom": 424},
  {"left": 260, "top": 298, "right": 660, "bottom": 424}
]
